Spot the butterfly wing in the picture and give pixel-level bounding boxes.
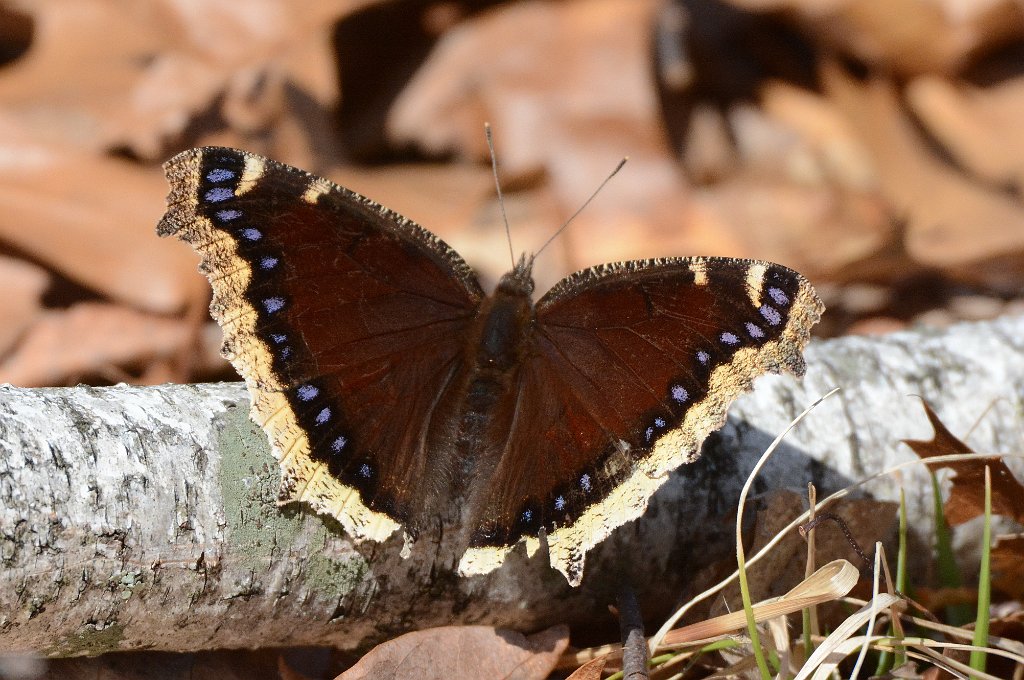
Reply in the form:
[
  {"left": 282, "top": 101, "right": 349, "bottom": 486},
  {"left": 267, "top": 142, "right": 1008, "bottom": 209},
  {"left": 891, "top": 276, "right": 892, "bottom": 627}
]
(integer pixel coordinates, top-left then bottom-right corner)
[
  {"left": 459, "top": 257, "right": 822, "bottom": 585},
  {"left": 159, "top": 147, "right": 484, "bottom": 543}
]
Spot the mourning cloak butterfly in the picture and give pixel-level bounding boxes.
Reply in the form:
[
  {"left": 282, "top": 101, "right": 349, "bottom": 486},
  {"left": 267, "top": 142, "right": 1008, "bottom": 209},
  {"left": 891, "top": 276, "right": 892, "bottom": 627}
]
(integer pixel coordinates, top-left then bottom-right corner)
[{"left": 158, "top": 147, "right": 823, "bottom": 586}]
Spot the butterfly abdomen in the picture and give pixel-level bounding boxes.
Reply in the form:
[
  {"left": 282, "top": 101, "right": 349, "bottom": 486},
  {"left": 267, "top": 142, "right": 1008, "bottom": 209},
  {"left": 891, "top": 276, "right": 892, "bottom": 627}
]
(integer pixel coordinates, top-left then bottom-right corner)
[{"left": 417, "top": 265, "right": 539, "bottom": 525}]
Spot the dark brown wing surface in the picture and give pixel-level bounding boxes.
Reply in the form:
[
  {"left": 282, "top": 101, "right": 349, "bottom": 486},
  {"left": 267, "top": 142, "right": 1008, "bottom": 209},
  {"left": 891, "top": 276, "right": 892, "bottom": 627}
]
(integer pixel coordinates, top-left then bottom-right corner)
[
  {"left": 459, "top": 257, "right": 822, "bottom": 585},
  {"left": 159, "top": 147, "right": 484, "bottom": 542}
]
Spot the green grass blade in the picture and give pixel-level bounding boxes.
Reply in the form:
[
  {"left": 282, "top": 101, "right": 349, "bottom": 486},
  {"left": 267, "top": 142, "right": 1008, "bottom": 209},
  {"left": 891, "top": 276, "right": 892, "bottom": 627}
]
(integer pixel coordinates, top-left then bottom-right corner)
[
  {"left": 737, "top": 544, "right": 773, "bottom": 679},
  {"left": 969, "top": 466, "right": 992, "bottom": 677},
  {"left": 875, "top": 488, "right": 909, "bottom": 675},
  {"left": 931, "top": 472, "right": 973, "bottom": 626}
]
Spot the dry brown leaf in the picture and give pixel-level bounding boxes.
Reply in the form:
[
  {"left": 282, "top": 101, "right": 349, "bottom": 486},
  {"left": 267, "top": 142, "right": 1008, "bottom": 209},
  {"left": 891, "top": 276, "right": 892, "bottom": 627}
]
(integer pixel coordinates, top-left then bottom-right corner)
[
  {"left": 389, "top": 0, "right": 662, "bottom": 172},
  {"left": 565, "top": 656, "right": 607, "bottom": 680},
  {"left": 697, "top": 175, "right": 891, "bottom": 280},
  {"left": 907, "top": 75, "right": 1024, "bottom": 189},
  {"left": 759, "top": 81, "right": 876, "bottom": 192},
  {"left": 387, "top": 0, "right": 723, "bottom": 275},
  {"left": 824, "top": 64, "right": 1024, "bottom": 285},
  {"left": 0, "top": 126, "right": 201, "bottom": 314},
  {"left": 680, "top": 81, "right": 892, "bottom": 278},
  {"left": 0, "top": 302, "right": 189, "bottom": 386},
  {"left": 0, "top": 0, "right": 365, "bottom": 159},
  {"left": 0, "top": 0, "right": 172, "bottom": 151},
  {"left": 0, "top": 255, "right": 48, "bottom": 356},
  {"left": 902, "top": 400, "right": 1024, "bottom": 525},
  {"left": 337, "top": 625, "right": 569, "bottom": 680},
  {"left": 991, "top": 534, "right": 1024, "bottom": 599},
  {"left": 729, "top": 0, "right": 1024, "bottom": 77},
  {"left": 911, "top": 585, "right": 978, "bottom": 613}
]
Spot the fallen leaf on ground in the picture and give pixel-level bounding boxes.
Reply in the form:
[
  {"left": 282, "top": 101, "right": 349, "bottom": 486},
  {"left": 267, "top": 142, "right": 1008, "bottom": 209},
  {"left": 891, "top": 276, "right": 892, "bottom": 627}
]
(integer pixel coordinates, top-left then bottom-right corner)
[
  {"left": 0, "top": 126, "right": 200, "bottom": 314},
  {"left": 338, "top": 624, "right": 569, "bottom": 680},
  {"left": 565, "top": 656, "right": 607, "bottom": 680},
  {"left": 0, "top": 255, "right": 48, "bottom": 356},
  {"left": 902, "top": 400, "right": 1024, "bottom": 525},
  {"left": 991, "top": 534, "right": 1024, "bottom": 599},
  {"left": 0, "top": 302, "right": 190, "bottom": 386},
  {"left": 0, "top": 0, "right": 360, "bottom": 159},
  {"left": 825, "top": 66, "right": 1024, "bottom": 286},
  {"left": 730, "top": 0, "right": 1021, "bottom": 77}
]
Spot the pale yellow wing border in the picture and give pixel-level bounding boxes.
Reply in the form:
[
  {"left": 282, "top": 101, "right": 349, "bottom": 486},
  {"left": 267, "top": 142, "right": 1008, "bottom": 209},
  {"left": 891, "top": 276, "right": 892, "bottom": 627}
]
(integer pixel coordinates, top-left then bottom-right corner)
[{"left": 158, "top": 148, "right": 402, "bottom": 545}]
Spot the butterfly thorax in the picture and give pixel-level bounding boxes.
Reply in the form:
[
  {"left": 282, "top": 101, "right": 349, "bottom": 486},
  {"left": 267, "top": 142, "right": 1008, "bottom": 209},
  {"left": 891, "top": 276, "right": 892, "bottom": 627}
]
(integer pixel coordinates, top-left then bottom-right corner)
[
  {"left": 454, "top": 262, "right": 535, "bottom": 433},
  {"left": 428, "top": 261, "right": 537, "bottom": 511},
  {"left": 473, "top": 262, "right": 536, "bottom": 375}
]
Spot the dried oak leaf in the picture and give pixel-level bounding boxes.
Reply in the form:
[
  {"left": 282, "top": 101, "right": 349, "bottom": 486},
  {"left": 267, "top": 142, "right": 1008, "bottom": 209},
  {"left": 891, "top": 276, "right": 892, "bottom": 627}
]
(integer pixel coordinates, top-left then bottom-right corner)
[
  {"left": 0, "top": 302, "right": 189, "bottom": 386},
  {"left": 388, "top": 0, "right": 729, "bottom": 273},
  {"left": 991, "top": 534, "right": 1024, "bottom": 599},
  {"left": 0, "top": 255, "right": 48, "bottom": 357},
  {"left": 825, "top": 66, "right": 1024, "bottom": 288},
  {"left": 906, "top": 75, "right": 1024, "bottom": 190},
  {"left": 565, "top": 656, "right": 607, "bottom": 680},
  {"left": 388, "top": 0, "right": 891, "bottom": 282},
  {"left": 902, "top": 400, "right": 1024, "bottom": 526},
  {"left": 0, "top": 0, "right": 359, "bottom": 159},
  {"left": 728, "top": 0, "right": 1023, "bottom": 77},
  {"left": 0, "top": 126, "right": 200, "bottom": 314},
  {"left": 337, "top": 625, "right": 569, "bottom": 680}
]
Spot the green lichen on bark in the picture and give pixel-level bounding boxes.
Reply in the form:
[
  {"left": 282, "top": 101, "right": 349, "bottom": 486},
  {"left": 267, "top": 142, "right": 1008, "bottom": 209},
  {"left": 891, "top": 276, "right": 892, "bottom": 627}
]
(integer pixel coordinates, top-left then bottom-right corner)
[
  {"left": 44, "top": 622, "right": 125, "bottom": 657},
  {"left": 216, "top": 402, "right": 369, "bottom": 600}
]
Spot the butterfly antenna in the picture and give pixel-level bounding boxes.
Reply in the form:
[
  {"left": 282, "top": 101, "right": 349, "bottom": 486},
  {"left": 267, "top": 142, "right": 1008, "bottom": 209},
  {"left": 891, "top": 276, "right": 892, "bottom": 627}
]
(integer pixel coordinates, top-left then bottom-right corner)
[
  {"left": 485, "top": 123, "right": 516, "bottom": 270},
  {"left": 535, "top": 157, "right": 628, "bottom": 259}
]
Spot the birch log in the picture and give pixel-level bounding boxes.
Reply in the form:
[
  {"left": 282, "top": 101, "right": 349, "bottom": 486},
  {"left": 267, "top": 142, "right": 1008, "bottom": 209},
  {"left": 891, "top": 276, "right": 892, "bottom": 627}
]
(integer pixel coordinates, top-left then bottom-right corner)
[{"left": 2, "top": 315, "right": 1023, "bottom": 656}]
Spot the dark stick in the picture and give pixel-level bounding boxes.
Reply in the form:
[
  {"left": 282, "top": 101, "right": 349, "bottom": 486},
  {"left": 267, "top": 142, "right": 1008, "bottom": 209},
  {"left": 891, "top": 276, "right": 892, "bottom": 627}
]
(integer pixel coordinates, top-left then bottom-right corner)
[
  {"left": 799, "top": 512, "right": 872, "bottom": 566},
  {"left": 617, "top": 583, "right": 650, "bottom": 680}
]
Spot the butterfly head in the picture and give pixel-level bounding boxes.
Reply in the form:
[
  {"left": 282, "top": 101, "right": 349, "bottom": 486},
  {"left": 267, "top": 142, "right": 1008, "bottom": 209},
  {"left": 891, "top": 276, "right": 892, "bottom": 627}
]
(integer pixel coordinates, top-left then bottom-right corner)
[{"left": 496, "top": 253, "right": 536, "bottom": 299}]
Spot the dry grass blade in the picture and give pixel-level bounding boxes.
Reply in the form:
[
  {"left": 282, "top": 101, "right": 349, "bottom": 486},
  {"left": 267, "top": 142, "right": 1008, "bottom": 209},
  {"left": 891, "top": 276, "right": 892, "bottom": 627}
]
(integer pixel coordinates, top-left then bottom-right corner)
[
  {"left": 792, "top": 592, "right": 903, "bottom": 680},
  {"left": 732, "top": 388, "right": 844, "bottom": 678},
  {"left": 660, "top": 560, "right": 859, "bottom": 647},
  {"left": 649, "top": 388, "right": 841, "bottom": 653},
  {"left": 848, "top": 543, "right": 884, "bottom": 680},
  {"left": 910, "top": 641, "right": 1024, "bottom": 676},
  {"left": 839, "top": 596, "right": 1024, "bottom": 657},
  {"left": 803, "top": 637, "right": 1014, "bottom": 680},
  {"left": 560, "top": 561, "right": 858, "bottom": 673},
  {"left": 903, "top": 641, "right": 1024, "bottom": 678}
]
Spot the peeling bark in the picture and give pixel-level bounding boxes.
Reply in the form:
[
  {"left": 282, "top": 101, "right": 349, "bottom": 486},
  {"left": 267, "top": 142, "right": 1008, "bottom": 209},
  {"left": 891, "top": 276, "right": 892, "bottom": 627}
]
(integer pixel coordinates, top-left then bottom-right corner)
[{"left": 2, "top": 316, "right": 1023, "bottom": 656}]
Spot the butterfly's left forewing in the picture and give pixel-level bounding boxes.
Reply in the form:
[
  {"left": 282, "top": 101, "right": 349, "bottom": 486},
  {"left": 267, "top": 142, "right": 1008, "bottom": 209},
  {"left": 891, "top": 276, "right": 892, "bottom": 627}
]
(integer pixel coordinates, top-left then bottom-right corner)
[
  {"left": 159, "top": 147, "right": 484, "bottom": 544},
  {"left": 460, "top": 257, "right": 822, "bottom": 585}
]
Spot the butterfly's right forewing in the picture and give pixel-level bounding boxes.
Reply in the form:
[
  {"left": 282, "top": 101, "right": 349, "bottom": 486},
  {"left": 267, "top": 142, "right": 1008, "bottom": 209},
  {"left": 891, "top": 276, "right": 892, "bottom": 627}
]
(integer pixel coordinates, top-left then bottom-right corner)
[{"left": 159, "top": 147, "right": 484, "bottom": 542}]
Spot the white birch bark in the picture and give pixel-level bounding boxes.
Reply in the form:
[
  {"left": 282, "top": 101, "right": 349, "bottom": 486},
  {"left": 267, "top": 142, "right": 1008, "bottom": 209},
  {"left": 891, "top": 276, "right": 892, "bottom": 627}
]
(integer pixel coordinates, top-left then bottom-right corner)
[{"left": 1, "top": 315, "right": 1022, "bottom": 656}]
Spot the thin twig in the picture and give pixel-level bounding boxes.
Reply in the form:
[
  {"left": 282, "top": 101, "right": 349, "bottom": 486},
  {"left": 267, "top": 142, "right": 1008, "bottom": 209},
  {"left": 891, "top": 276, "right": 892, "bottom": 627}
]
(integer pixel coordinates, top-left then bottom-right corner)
[
  {"left": 618, "top": 583, "right": 650, "bottom": 680},
  {"left": 799, "top": 512, "right": 873, "bottom": 566}
]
